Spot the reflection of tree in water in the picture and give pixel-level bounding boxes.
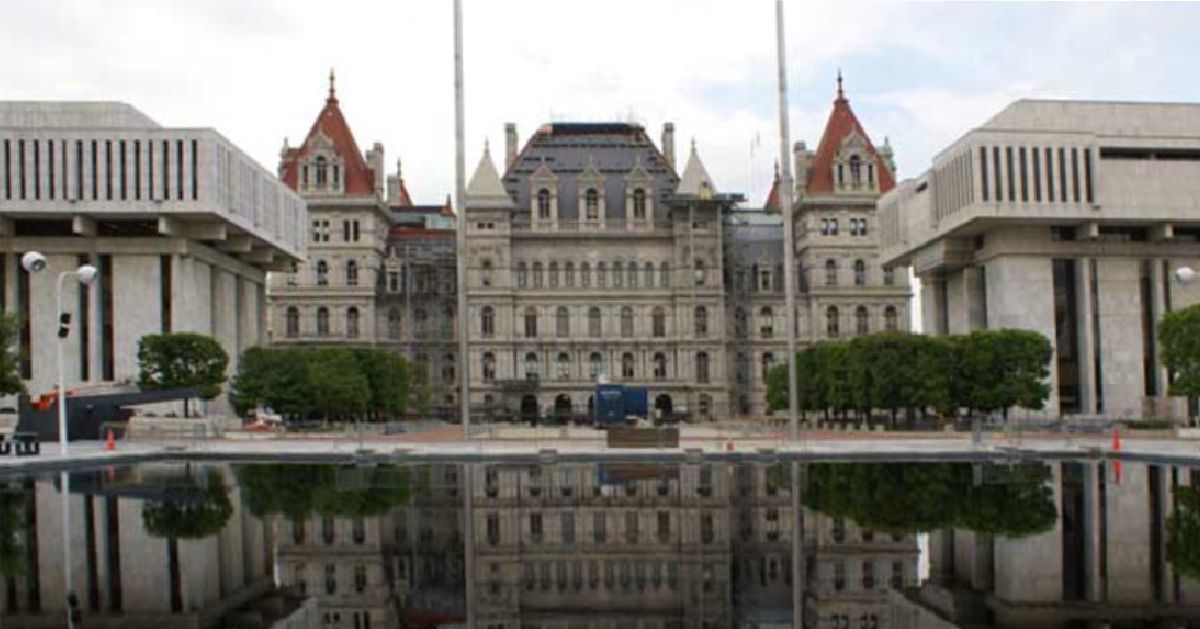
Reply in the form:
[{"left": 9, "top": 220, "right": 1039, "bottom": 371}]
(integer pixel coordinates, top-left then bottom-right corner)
[
  {"left": 1167, "top": 484, "right": 1200, "bottom": 580},
  {"left": 235, "top": 464, "right": 411, "bottom": 520},
  {"left": 803, "top": 462, "right": 1057, "bottom": 537},
  {"left": 141, "top": 469, "right": 234, "bottom": 540},
  {"left": 0, "top": 483, "right": 31, "bottom": 578}
]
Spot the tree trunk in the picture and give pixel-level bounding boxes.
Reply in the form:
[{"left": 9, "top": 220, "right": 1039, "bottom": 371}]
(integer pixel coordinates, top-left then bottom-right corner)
[{"left": 183, "top": 398, "right": 190, "bottom": 419}]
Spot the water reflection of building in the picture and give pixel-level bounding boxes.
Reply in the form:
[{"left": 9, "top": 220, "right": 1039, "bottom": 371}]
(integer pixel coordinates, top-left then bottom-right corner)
[
  {"left": 0, "top": 463, "right": 307, "bottom": 628},
  {"left": 463, "top": 462, "right": 919, "bottom": 629},
  {"left": 891, "top": 462, "right": 1200, "bottom": 629},
  {"left": 270, "top": 463, "right": 465, "bottom": 629}
]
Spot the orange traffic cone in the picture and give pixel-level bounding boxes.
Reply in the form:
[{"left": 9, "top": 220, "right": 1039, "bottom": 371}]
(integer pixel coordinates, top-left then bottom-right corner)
[{"left": 105, "top": 429, "right": 115, "bottom": 451}]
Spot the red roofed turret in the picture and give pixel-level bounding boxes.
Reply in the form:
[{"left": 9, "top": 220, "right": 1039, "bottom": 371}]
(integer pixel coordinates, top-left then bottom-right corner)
[
  {"left": 804, "top": 73, "right": 895, "bottom": 196},
  {"left": 279, "top": 70, "right": 377, "bottom": 197}
]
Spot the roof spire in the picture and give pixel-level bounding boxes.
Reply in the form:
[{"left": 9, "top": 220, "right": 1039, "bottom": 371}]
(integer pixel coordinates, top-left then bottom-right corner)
[
  {"left": 836, "top": 69, "right": 845, "bottom": 101},
  {"left": 328, "top": 68, "right": 337, "bottom": 101}
]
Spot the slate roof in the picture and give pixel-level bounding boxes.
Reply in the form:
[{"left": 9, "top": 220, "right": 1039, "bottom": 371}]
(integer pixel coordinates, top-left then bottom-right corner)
[
  {"left": 805, "top": 80, "right": 895, "bottom": 195},
  {"left": 279, "top": 81, "right": 376, "bottom": 197},
  {"left": 503, "top": 123, "right": 678, "bottom": 220}
]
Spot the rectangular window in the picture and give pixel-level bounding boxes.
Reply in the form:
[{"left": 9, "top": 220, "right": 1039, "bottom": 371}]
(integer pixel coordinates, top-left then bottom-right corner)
[
  {"left": 1084, "top": 148, "right": 1094, "bottom": 203},
  {"left": 1005, "top": 146, "right": 1015, "bottom": 201},
  {"left": 118, "top": 140, "right": 127, "bottom": 200},
  {"left": 992, "top": 147, "right": 1002, "bottom": 201},
  {"left": 175, "top": 139, "right": 184, "bottom": 200},
  {"left": 1071, "top": 148, "right": 1080, "bottom": 203},
  {"left": 47, "top": 140, "right": 54, "bottom": 200},
  {"left": 1141, "top": 260, "right": 1157, "bottom": 396},
  {"left": 160, "top": 255, "right": 173, "bottom": 333},
  {"left": 353, "top": 220, "right": 360, "bottom": 242},
  {"left": 1052, "top": 259, "right": 1080, "bottom": 415},
  {"left": 133, "top": 140, "right": 141, "bottom": 200},
  {"left": 100, "top": 254, "right": 115, "bottom": 381},
  {"left": 1045, "top": 147, "right": 1055, "bottom": 201},
  {"left": 104, "top": 140, "right": 112, "bottom": 200},
  {"left": 17, "top": 259, "right": 31, "bottom": 379},
  {"left": 1090, "top": 259, "right": 1103, "bottom": 413},
  {"left": 1018, "top": 147, "right": 1028, "bottom": 202},
  {"left": 32, "top": 140, "right": 39, "bottom": 201},
  {"left": 74, "top": 140, "right": 83, "bottom": 200},
  {"left": 979, "top": 146, "right": 989, "bottom": 202},
  {"left": 79, "top": 254, "right": 91, "bottom": 381},
  {"left": 147, "top": 140, "right": 154, "bottom": 201},
  {"left": 18, "top": 140, "right": 26, "bottom": 199},
  {"left": 1058, "top": 147, "right": 1068, "bottom": 202},
  {"left": 91, "top": 140, "right": 99, "bottom": 200},
  {"left": 1032, "top": 147, "right": 1042, "bottom": 201},
  {"left": 60, "top": 139, "right": 67, "bottom": 200},
  {"left": 343, "top": 220, "right": 351, "bottom": 242},
  {"left": 2, "top": 139, "right": 9, "bottom": 199},
  {"left": 162, "top": 139, "right": 170, "bottom": 200}
]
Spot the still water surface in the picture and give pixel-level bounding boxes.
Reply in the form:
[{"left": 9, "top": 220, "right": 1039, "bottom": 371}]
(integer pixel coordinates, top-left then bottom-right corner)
[{"left": 1, "top": 460, "right": 1198, "bottom": 628}]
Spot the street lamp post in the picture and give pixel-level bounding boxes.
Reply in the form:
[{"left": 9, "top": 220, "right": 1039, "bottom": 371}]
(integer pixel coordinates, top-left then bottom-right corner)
[{"left": 21, "top": 251, "right": 97, "bottom": 629}]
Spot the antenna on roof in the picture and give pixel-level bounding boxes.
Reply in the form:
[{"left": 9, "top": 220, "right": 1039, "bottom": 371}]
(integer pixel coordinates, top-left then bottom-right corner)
[
  {"left": 328, "top": 68, "right": 337, "bottom": 100},
  {"left": 836, "top": 69, "right": 845, "bottom": 101}
]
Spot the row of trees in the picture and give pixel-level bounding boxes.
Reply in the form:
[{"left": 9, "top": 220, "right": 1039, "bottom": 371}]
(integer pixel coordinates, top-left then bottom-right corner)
[
  {"left": 766, "top": 329, "right": 1052, "bottom": 423},
  {"left": 231, "top": 347, "right": 411, "bottom": 421}
]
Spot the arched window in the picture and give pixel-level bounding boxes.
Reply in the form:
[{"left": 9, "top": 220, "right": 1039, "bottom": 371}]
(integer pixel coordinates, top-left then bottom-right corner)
[
  {"left": 761, "top": 352, "right": 774, "bottom": 382},
  {"left": 481, "top": 259, "right": 494, "bottom": 287},
  {"left": 556, "top": 306, "right": 570, "bottom": 337},
  {"left": 620, "top": 306, "right": 634, "bottom": 337},
  {"left": 481, "top": 306, "right": 495, "bottom": 338},
  {"left": 849, "top": 155, "right": 862, "bottom": 186},
  {"left": 580, "top": 261, "right": 591, "bottom": 288},
  {"left": 621, "top": 352, "right": 635, "bottom": 379},
  {"left": 589, "top": 352, "right": 603, "bottom": 381},
  {"left": 585, "top": 188, "right": 600, "bottom": 219},
  {"left": 856, "top": 306, "right": 869, "bottom": 335},
  {"left": 564, "top": 261, "right": 575, "bottom": 288},
  {"left": 613, "top": 261, "right": 624, "bottom": 288},
  {"left": 537, "top": 188, "right": 551, "bottom": 219},
  {"left": 659, "top": 262, "right": 670, "bottom": 287},
  {"left": 885, "top": 306, "right": 898, "bottom": 332},
  {"left": 317, "top": 307, "right": 330, "bottom": 337},
  {"left": 588, "top": 307, "right": 602, "bottom": 338},
  {"left": 883, "top": 266, "right": 895, "bottom": 286},
  {"left": 696, "top": 352, "right": 710, "bottom": 383},
  {"left": 346, "top": 260, "right": 358, "bottom": 286},
  {"left": 826, "top": 306, "right": 840, "bottom": 338},
  {"left": 554, "top": 350, "right": 568, "bottom": 381},
  {"left": 524, "top": 307, "right": 538, "bottom": 338},
  {"left": 482, "top": 352, "right": 496, "bottom": 382},
  {"left": 387, "top": 308, "right": 401, "bottom": 339},
  {"left": 651, "top": 306, "right": 666, "bottom": 338},
  {"left": 285, "top": 307, "right": 299, "bottom": 338},
  {"left": 825, "top": 259, "right": 837, "bottom": 286},
  {"left": 760, "top": 306, "right": 774, "bottom": 339},
  {"left": 548, "top": 261, "right": 559, "bottom": 288},
  {"left": 735, "top": 307, "right": 748, "bottom": 338},
  {"left": 698, "top": 394, "right": 712, "bottom": 418},
  {"left": 524, "top": 352, "right": 539, "bottom": 381},
  {"left": 694, "top": 306, "right": 708, "bottom": 337},
  {"left": 653, "top": 352, "right": 667, "bottom": 380},
  {"left": 316, "top": 260, "right": 329, "bottom": 286},
  {"left": 854, "top": 259, "right": 866, "bottom": 286},
  {"left": 533, "top": 262, "right": 544, "bottom": 288},
  {"left": 516, "top": 261, "right": 528, "bottom": 288},
  {"left": 627, "top": 262, "right": 638, "bottom": 288},
  {"left": 644, "top": 262, "right": 655, "bottom": 288},
  {"left": 314, "top": 156, "right": 328, "bottom": 186},
  {"left": 693, "top": 259, "right": 706, "bottom": 286},
  {"left": 346, "top": 307, "right": 360, "bottom": 339},
  {"left": 633, "top": 188, "right": 647, "bottom": 219},
  {"left": 597, "top": 262, "right": 607, "bottom": 288}
]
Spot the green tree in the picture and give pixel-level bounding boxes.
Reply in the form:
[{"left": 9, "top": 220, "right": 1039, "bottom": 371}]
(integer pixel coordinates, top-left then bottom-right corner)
[
  {"left": 235, "top": 464, "right": 411, "bottom": 519},
  {"left": 308, "top": 349, "right": 370, "bottom": 421},
  {"left": 137, "top": 332, "right": 229, "bottom": 417},
  {"left": 231, "top": 347, "right": 315, "bottom": 419},
  {"left": 0, "top": 314, "right": 25, "bottom": 397},
  {"left": 0, "top": 484, "right": 30, "bottom": 579},
  {"left": 1167, "top": 484, "right": 1200, "bottom": 580},
  {"left": 1159, "top": 304, "right": 1200, "bottom": 425},
  {"left": 956, "top": 330, "right": 1051, "bottom": 418},
  {"left": 354, "top": 349, "right": 410, "bottom": 420},
  {"left": 141, "top": 469, "right": 234, "bottom": 540}
]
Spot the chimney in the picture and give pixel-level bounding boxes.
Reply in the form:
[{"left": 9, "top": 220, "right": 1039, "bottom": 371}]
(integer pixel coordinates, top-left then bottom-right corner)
[
  {"left": 504, "top": 123, "right": 518, "bottom": 170},
  {"left": 661, "top": 122, "right": 676, "bottom": 169},
  {"left": 879, "top": 137, "right": 896, "bottom": 174},
  {"left": 366, "top": 142, "right": 386, "bottom": 198},
  {"left": 277, "top": 137, "right": 290, "bottom": 179},
  {"left": 793, "top": 141, "right": 809, "bottom": 193}
]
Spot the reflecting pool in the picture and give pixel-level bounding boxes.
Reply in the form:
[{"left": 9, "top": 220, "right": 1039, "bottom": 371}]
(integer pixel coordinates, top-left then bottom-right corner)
[{"left": 1, "top": 460, "right": 1198, "bottom": 628}]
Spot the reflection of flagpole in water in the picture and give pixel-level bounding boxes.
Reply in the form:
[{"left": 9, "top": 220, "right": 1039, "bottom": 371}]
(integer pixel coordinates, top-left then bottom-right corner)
[
  {"left": 792, "top": 461, "right": 805, "bottom": 629},
  {"left": 462, "top": 463, "right": 475, "bottom": 627}
]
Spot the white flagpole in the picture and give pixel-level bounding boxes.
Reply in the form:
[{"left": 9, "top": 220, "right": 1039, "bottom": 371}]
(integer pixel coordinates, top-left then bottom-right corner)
[
  {"left": 454, "top": 0, "right": 470, "bottom": 437},
  {"left": 775, "top": 0, "right": 801, "bottom": 441}
]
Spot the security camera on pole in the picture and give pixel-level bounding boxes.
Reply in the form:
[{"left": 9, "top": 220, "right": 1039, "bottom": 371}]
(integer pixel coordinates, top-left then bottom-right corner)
[{"left": 22, "top": 251, "right": 97, "bottom": 629}]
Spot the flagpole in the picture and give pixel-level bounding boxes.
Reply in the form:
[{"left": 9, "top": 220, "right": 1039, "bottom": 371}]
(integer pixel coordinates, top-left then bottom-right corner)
[
  {"left": 775, "top": 0, "right": 801, "bottom": 442},
  {"left": 454, "top": 0, "right": 470, "bottom": 437}
]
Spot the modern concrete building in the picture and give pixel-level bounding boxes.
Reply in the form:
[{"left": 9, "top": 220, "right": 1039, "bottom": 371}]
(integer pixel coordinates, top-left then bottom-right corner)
[
  {"left": 0, "top": 101, "right": 305, "bottom": 414},
  {"left": 878, "top": 99, "right": 1200, "bottom": 420}
]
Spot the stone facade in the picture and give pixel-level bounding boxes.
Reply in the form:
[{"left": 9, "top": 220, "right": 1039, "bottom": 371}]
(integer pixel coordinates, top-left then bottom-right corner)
[
  {"left": 0, "top": 101, "right": 304, "bottom": 415},
  {"left": 878, "top": 99, "right": 1200, "bottom": 420}
]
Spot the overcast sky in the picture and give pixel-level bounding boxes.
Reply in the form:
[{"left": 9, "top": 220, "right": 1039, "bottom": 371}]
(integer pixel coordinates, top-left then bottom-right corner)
[{"left": 4, "top": 1, "right": 1199, "bottom": 206}]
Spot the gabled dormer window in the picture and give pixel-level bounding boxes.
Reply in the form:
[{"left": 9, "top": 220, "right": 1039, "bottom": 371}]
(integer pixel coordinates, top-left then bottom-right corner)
[
  {"left": 849, "top": 155, "right": 862, "bottom": 187},
  {"left": 537, "top": 188, "right": 551, "bottom": 219},
  {"left": 585, "top": 188, "right": 600, "bottom": 219},
  {"left": 633, "top": 188, "right": 646, "bottom": 220},
  {"left": 315, "top": 156, "right": 329, "bottom": 187}
]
